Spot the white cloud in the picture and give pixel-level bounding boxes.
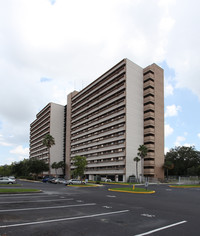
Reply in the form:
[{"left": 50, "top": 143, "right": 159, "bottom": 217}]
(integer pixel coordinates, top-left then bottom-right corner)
[
  {"left": 165, "top": 83, "right": 174, "bottom": 96},
  {"left": 174, "top": 136, "right": 186, "bottom": 146},
  {"left": 198, "top": 133, "right": 200, "bottom": 139},
  {"left": 165, "top": 147, "right": 169, "bottom": 154},
  {"left": 183, "top": 143, "right": 195, "bottom": 147},
  {"left": 165, "top": 124, "right": 174, "bottom": 137},
  {"left": 0, "top": 0, "right": 200, "bottom": 164},
  {"left": 165, "top": 105, "right": 181, "bottom": 117},
  {"left": 10, "top": 145, "right": 29, "bottom": 156},
  {"left": 0, "top": 134, "right": 12, "bottom": 147}
]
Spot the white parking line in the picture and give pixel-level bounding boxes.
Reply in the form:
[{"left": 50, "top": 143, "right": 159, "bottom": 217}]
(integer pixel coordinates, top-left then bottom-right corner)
[
  {"left": 0, "top": 203, "right": 96, "bottom": 212},
  {"left": 0, "top": 209, "right": 129, "bottom": 228},
  {"left": 134, "top": 220, "right": 187, "bottom": 236},
  {"left": 0, "top": 198, "right": 74, "bottom": 204}
]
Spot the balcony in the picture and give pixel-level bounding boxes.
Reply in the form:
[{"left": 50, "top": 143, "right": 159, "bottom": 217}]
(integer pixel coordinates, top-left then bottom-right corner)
[
  {"left": 87, "top": 160, "right": 125, "bottom": 168},
  {"left": 144, "top": 112, "right": 154, "bottom": 119},
  {"left": 143, "top": 88, "right": 154, "bottom": 97},
  {"left": 146, "top": 153, "right": 155, "bottom": 158},
  {"left": 144, "top": 160, "right": 155, "bottom": 166},
  {"left": 144, "top": 80, "right": 154, "bottom": 88},
  {"left": 72, "top": 81, "right": 125, "bottom": 116},
  {"left": 86, "top": 152, "right": 125, "bottom": 161},
  {"left": 144, "top": 169, "right": 155, "bottom": 175},
  {"left": 72, "top": 119, "right": 125, "bottom": 140},
  {"left": 72, "top": 65, "right": 126, "bottom": 107},
  {"left": 144, "top": 104, "right": 154, "bottom": 111},
  {"left": 84, "top": 169, "right": 125, "bottom": 175},
  {"left": 71, "top": 126, "right": 125, "bottom": 145},
  {"left": 71, "top": 110, "right": 125, "bottom": 136},
  {"left": 144, "top": 128, "right": 154, "bottom": 134},
  {"left": 145, "top": 143, "right": 155, "bottom": 149},
  {"left": 144, "top": 136, "right": 155, "bottom": 142},
  {"left": 71, "top": 135, "right": 125, "bottom": 151},
  {"left": 144, "top": 96, "right": 154, "bottom": 104},
  {"left": 72, "top": 92, "right": 125, "bottom": 124},
  {"left": 144, "top": 120, "right": 154, "bottom": 127},
  {"left": 71, "top": 143, "right": 125, "bottom": 157},
  {"left": 72, "top": 107, "right": 125, "bottom": 133}
]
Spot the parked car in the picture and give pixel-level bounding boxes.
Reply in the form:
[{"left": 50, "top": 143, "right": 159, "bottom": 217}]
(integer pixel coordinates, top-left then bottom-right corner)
[
  {"left": 57, "top": 178, "right": 67, "bottom": 184},
  {"left": 0, "top": 177, "right": 16, "bottom": 184},
  {"left": 42, "top": 176, "right": 54, "bottom": 183},
  {"left": 66, "top": 179, "right": 85, "bottom": 185},
  {"left": 42, "top": 177, "right": 49, "bottom": 183},
  {"left": 48, "top": 177, "right": 57, "bottom": 183},
  {"left": 51, "top": 178, "right": 60, "bottom": 184},
  {"left": 9, "top": 176, "right": 16, "bottom": 180},
  {"left": 105, "top": 178, "right": 112, "bottom": 182}
]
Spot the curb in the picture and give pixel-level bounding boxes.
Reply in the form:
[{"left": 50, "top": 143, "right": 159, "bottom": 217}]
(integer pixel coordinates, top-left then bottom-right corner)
[
  {"left": 67, "top": 184, "right": 101, "bottom": 187},
  {"left": 108, "top": 189, "right": 155, "bottom": 194},
  {"left": 169, "top": 185, "right": 200, "bottom": 188}
]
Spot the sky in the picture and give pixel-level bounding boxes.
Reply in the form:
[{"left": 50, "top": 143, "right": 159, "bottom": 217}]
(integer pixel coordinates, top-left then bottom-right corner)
[{"left": 0, "top": 0, "right": 200, "bottom": 165}]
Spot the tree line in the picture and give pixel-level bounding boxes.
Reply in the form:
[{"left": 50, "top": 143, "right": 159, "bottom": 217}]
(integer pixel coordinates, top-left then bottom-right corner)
[{"left": 164, "top": 146, "right": 200, "bottom": 177}]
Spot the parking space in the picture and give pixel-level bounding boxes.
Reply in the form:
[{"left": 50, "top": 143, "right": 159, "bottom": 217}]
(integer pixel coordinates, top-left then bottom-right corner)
[{"left": 0, "top": 181, "right": 199, "bottom": 235}]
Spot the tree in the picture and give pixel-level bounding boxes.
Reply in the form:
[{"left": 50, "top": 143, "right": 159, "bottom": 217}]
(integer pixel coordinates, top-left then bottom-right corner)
[
  {"left": 10, "top": 159, "right": 49, "bottom": 179},
  {"left": 28, "top": 159, "right": 49, "bottom": 179},
  {"left": 51, "top": 162, "right": 59, "bottom": 176},
  {"left": 0, "top": 165, "right": 12, "bottom": 176},
  {"left": 57, "top": 161, "right": 65, "bottom": 175},
  {"left": 165, "top": 146, "right": 200, "bottom": 176},
  {"left": 137, "top": 145, "right": 148, "bottom": 179},
  {"left": 163, "top": 160, "right": 174, "bottom": 180},
  {"left": 133, "top": 156, "right": 140, "bottom": 182},
  {"left": 11, "top": 159, "right": 30, "bottom": 177},
  {"left": 51, "top": 161, "right": 65, "bottom": 176},
  {"left": 72, "top": 156, "right": 87, "bottom": 179},
  {"left": 42, "top": 134, "right": 55, "bottom": 173}
]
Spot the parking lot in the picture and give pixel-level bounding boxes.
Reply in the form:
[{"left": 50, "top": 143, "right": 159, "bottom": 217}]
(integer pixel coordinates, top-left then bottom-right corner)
[{"left": 0, "top": 180, "right": 199, "bottom": 236}]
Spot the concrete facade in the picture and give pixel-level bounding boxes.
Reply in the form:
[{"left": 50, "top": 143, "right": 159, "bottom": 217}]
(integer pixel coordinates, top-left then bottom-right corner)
[
  {"left": 66, "top": 59, "right": 164, "bottom": 182},
  {"left": 30, "top": 58, "right": 164, "bottom": 181},
  {"left": 30, "top": 102, "right": 65, "bottom": 176}
]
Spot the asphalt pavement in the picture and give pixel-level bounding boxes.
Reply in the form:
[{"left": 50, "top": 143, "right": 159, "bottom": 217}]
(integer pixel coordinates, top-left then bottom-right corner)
[{"left": 0, "top": 180, "right": 199, "bottom": 236}]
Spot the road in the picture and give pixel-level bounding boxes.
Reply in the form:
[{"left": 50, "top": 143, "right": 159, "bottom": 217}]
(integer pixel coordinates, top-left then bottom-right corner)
[{"left": 0, "top": 180, "right": 199, "bottom": 235}]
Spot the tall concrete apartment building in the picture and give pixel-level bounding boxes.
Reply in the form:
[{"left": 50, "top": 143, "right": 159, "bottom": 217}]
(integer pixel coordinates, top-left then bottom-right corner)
[
  {"left": 30, "top": 58, "right": 164, "bottom": 182},
  {"left": 30, "top": 103, "right": 65, "bottom": 176}
]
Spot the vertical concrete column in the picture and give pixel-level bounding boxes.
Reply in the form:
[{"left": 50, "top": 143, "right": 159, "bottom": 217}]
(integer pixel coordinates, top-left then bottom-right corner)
[{"left": 65, "top": 91, "right": 78, "bottom": 179}]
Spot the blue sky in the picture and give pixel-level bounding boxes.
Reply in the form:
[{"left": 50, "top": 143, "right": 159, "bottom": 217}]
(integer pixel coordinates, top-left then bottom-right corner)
[{"left": 0, "top": 0, "right": 200, "bottom": 165}]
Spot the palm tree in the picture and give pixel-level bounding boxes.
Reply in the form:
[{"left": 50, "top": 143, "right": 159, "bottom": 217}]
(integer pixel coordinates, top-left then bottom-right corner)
[
  {"left": 137, "top": 145, "right": 148, "bottom": 181},
  {"left": 133, "top": 156, "right": 140, "bottom": 182},
  {"left": 51, "top": 162, "right": 59, "bottom": 177},
  {"left": 163, "top": 160, "right": 174, "bottom": 180},
  {"left": 42, "top": 134, "right": 55, "bottom": 174},
  {"left": 51, "top": 161, "right": 65, "bottom": 177}
]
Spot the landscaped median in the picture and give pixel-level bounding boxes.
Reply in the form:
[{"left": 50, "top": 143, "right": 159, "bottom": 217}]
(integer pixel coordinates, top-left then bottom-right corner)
[
  {"left": 0, "top": 187, "right": 41, "bottom": 194},
  {"left": 169, "top": 184, "right": 200, "bottom": 188},
  {"left": 88, "top": 181, "right": 134, "bottom": 186},
  {"left": 108, "top": 186, "right": 155, "bottom": 194},
  {"left": 67, "top": 183, "right": 101, "bottom": 187}
]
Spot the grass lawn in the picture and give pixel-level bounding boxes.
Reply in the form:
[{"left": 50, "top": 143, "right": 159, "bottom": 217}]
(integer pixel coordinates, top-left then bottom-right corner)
[
  {"left": 67, "top": 183, "right": 100, "bottom": 187},
  {"left": 169, "top": 184, "right": 200, "bottom": 188},
  {"left": 0, "top": 184, "right": 22, "bottom": 187},
  {"left": 108, "top": 187, "right": 155, "bottom": 194},
  {"left": 88, "top": 181, "right": 136, "bottom": 185},
  {"left": 0, "top": 188, "right": 41, "bottom": 194}
]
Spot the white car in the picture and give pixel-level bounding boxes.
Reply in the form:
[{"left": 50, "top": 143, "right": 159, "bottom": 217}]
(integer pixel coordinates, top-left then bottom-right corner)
[
  {"left": 66, "top": 179, "right": 85, "bottom": 185},
  {"left": 0, "top": 177, "right": 16, "bottom": 184},
  {"left": 105, "top": 179, "right": 112, "bottom": 182}
]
